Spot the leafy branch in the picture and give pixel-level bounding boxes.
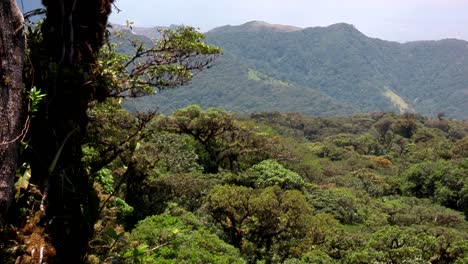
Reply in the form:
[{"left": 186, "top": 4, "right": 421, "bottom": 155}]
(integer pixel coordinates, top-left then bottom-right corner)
[{"left": 91, "top": 26, "right": 222, "bottom": 99}]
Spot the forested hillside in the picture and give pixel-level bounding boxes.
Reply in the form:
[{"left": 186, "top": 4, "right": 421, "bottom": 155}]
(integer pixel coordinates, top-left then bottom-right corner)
[{"left": 125, "top": 21, "right": 468, "bottom": 119}]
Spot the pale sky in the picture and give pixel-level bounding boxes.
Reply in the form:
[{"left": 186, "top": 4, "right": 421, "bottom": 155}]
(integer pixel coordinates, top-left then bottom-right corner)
[
  {"left": 16, "top": 0, "right": 468, "bottom": 42},
  {"left": 109, "top": 0, "right": 468, "bottom": 42}
]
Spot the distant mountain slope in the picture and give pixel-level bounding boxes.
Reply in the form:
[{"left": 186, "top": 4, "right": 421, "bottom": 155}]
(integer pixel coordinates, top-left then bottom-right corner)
[{"left": 125, "top": 21, "right": 468, "bottom": 119}]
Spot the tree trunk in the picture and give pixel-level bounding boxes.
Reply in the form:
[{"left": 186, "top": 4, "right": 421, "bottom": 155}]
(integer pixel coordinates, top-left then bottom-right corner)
[
  {"left": 24, "top": 0, "right": 113, "bottom": 261},
  {"left": 0, "top": 0, "right": 25, "bottom": 223}
]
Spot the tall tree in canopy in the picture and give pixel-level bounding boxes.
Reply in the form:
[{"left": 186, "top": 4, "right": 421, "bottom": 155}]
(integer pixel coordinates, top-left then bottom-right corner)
[{"left": 24, "top": 0, "right": 115, "bottom": 262}]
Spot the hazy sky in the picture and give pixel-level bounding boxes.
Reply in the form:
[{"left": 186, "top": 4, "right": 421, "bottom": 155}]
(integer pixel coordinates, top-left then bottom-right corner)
[{"left": 109, "top": 0, "right": 468, "bottom": 42}]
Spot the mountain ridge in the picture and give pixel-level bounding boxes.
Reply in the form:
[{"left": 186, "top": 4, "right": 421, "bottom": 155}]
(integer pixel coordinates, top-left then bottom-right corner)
[
  {"left": 124, "top": 21, "right": 468, "bottom": 43},
  {"left": 123, "top": 21, "right": 468, "bottom": 119}
]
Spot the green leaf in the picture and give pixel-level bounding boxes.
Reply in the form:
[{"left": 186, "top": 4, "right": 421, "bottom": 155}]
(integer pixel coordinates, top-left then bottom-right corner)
[{"left": 14, "top": 163, "right": 31, "bottom": 200}]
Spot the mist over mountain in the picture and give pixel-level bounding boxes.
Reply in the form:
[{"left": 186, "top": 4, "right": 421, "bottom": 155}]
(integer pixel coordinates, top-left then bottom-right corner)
[{"left": 122, "top": 21, "right": 468, "bottom": 119}]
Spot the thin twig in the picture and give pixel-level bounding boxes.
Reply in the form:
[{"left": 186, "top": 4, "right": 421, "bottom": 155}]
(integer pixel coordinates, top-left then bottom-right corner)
[
  {"left": 0, "top": 115, "right": 31, "bottom": 146},
  {"left": 111, "top": 3, "right": 122, "bottom": 13},
  {"left": 150, "top": 241, "right": 170, "bottom": 251}
]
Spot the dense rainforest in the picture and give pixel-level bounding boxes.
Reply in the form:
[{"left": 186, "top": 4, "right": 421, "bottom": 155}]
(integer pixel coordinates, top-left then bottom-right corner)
[
  {"left": 7, "top": 100, "right": 468, "bottom": 263},
  {"left": 81, "top": 107, "right": 468, "bottom": 263},
  {"left": 0, "top": 2, "right": 468, "bottom": 263},
  {"left": 29, "top": 104, "right": 468, "bottom": 263}
]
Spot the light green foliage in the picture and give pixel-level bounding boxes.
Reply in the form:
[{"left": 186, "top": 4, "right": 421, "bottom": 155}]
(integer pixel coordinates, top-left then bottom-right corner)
[
  {"left": 114, "top": 197, "right": 134, "bottom": 217},
  {"left": 95, "top": 168, "right": 114, "bottom": 194},
  {"left": 14, "top": 163, "right": 31, "bottom": 201},
  {"left": 27, "top": 86, "right": 46, "bottom": 114},
  {"left": 82, "top": 146, "right": 100, "bottom": 167},
  {"left": 246, "top": 159, "right": 305, "bottom": 189},
  {"left": 128, "top": 209, "right": 244, "bottom": 264}
]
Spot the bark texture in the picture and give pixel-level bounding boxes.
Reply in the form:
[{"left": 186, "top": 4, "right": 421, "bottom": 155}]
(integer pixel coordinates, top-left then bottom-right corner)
[
  {"left": 25, "top": 0, "right": 114, "bottom": 262},
  {"left": 0, "top": 0, "right": 25, "bottom": 222}
]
